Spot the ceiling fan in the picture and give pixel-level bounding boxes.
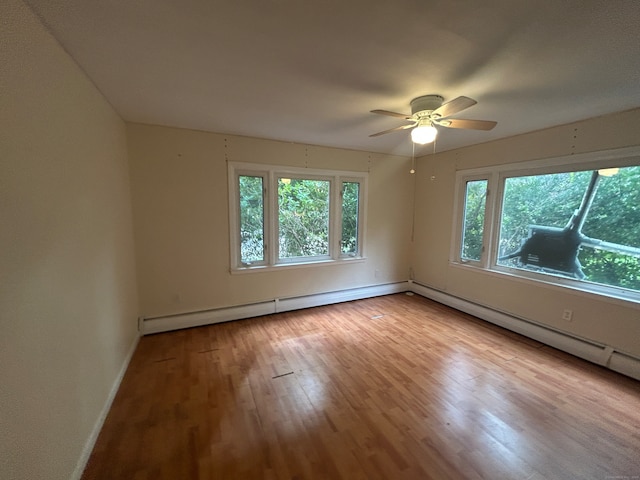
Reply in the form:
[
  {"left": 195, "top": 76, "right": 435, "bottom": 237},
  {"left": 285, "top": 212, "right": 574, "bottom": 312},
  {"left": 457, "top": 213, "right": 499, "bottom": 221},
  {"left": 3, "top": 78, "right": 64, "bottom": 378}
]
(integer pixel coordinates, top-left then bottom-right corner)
[{"left": 369, "top": 95, "right": 497, "bottom": 144}]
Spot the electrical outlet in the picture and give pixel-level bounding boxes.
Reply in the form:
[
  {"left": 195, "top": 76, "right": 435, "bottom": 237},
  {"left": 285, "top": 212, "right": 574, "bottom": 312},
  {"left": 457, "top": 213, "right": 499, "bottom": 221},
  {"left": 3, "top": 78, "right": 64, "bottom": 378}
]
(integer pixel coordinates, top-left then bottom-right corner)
[{"left": 562, "top": 309, "right": 573, "bottom": 321}]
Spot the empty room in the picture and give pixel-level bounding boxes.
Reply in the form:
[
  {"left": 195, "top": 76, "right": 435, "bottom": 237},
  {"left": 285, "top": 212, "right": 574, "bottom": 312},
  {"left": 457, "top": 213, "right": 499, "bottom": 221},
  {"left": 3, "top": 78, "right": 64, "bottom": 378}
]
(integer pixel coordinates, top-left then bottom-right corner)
[{"left": 2, "top": 1, "right": 640, "bottom": 479}]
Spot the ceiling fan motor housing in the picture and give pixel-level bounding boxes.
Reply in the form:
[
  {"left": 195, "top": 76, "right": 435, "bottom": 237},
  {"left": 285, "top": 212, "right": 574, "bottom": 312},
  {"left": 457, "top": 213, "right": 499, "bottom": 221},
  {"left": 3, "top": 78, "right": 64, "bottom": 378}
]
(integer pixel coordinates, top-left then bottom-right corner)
[{"left": 410, "top": 95, "right": 444, "bottom": 117}]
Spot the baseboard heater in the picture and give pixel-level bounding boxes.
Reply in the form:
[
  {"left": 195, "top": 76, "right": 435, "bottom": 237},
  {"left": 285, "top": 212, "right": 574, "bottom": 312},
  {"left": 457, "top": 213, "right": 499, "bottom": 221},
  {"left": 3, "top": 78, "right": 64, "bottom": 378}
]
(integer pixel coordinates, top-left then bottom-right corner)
[
  {"left": 141, "top": 280, "right": 639, "bottom": 382},
  {"left": 410, "top": 281, "right": 640, "bottom": 382},
  {"left": 141, "top": 281, "right": 409, "bottom": 335}
]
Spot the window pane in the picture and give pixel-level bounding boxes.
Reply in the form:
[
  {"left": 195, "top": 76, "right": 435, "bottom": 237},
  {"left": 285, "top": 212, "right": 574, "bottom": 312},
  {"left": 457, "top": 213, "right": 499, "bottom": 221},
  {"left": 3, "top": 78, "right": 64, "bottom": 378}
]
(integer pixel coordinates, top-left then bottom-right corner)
[
  {"left": 461, "top": 180, "right": 487, "bottom": 261},
  {"left": 578, "top": 166, "right": 640, "bottom": 290},
  {"left": 497, "top": 167, "right": 640, "bottom": 291},
  {"left": 239, "top": 175, "right": 264, "bottom": 263},
  {"left": 278, "top": 178, "right": 330, "bottom": 259},
  {"left": 341, "top": 182, "right": 360, "bottom": 255}
]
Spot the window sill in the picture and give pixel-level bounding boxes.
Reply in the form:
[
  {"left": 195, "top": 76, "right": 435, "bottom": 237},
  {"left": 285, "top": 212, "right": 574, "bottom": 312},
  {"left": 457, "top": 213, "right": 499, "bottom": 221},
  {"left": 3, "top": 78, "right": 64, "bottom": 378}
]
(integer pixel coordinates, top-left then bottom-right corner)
[
  {"left": 231, "top": 256, "right": 367, "bottom": 274},
  {"left": 449, "top": 261, "right": 640, "bottom": 307}
]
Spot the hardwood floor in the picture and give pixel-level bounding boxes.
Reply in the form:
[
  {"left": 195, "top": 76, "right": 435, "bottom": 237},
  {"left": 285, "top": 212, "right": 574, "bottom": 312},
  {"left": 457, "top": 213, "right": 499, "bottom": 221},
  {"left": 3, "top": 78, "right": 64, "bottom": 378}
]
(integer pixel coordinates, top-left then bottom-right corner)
[{"left": 82, "top": 294, "right": 640, "bottom": 479}]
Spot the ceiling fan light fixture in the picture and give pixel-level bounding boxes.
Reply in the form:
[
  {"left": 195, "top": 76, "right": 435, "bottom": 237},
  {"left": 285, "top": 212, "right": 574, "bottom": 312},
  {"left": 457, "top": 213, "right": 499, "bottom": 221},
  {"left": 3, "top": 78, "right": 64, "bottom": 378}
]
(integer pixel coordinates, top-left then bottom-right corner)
[
  {"left": 369, "top": 95, "right": 496, "bottom": 143},
  {"left": 411, "top": 123, "right": 438, "bottom": 144}
]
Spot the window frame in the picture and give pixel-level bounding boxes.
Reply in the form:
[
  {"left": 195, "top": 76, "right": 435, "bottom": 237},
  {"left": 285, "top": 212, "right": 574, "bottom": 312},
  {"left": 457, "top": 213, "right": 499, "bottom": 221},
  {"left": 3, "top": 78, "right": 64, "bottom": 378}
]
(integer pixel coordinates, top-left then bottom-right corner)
[
  {"left": 275, "top": 173, "right": 333, "bottom": 264},
  {"left": 229, "top": 162, "right": 367, "bottom": 272},
  {"left": 339, "top": 177, "right": 365, "bottom": 258},
  {"left": 451, "top": 173, "right": 497, "bottom": 268},
  {"left": 235, "top": 171, "right": 269, "bottom": 267},
  {"left": 452, "top": 146, "right": 640, "bottom": 303}
]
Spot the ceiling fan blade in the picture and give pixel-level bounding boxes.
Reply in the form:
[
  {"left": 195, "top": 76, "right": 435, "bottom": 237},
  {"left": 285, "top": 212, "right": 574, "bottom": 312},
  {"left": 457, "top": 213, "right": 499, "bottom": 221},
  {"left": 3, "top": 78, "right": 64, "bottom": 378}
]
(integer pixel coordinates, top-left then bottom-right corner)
[
  {"left": 440, "top": 118, "right": 497, "bottom": 131},
  {"left": 432, "top": 96, "right": 477, "bottom": 118},
  {"left": 369, "top": 123, "right": 417, "bottom": 137},
  {"left": 370, "top": 109, "right": 412, "bottom": 119}
]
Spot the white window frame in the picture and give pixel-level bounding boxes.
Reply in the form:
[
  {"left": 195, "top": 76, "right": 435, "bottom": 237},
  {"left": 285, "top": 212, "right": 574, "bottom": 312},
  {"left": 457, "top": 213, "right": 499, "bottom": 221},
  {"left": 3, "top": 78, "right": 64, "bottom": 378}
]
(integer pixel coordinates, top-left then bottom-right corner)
[
  {"left": 228, "top": 162, "right": 367, "bottom": 272},
  {"left": 233, "top": 169, "right": 269, "bottom": 268},
  {"left": 274, "top": 172, "right": 333, "bottom": 264},
  {"left": 451, "top": 172, "right": 497, "bottom": 268},
  {"left": 451, "top": 146, "right": 640, "bottom": 303},
  {"left": 339, "top": 177, "right": 365, "bottom": 258}
]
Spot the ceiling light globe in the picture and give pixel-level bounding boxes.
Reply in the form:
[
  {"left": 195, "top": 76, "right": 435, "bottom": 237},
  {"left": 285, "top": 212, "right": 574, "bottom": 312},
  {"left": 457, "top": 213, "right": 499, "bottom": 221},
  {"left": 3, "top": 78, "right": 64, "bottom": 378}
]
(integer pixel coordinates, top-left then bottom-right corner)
[{"left": 411, "top": 124, "right": 438, "bottom": 144}]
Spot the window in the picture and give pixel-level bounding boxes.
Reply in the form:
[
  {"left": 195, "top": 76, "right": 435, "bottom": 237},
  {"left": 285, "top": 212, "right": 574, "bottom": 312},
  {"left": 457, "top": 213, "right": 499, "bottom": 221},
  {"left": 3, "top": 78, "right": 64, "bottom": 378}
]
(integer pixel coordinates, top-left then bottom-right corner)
[
  {"left": 238, "top": 174, "right": 265, "bottom": 264},
  {"left": 453, "top": 148, "right": 640, "bottom": 299},
  {"left": 229, "top": 163, "right": 366, "bottom": 271},
  {"left": 460, "top": 179, "right": 488, "bottom": 263},
  {"left": 278, "top": 177, "right": 330, "bottom": 260},
  {"left": 341, "top": 181, "right": 360, "bottom": 256}
]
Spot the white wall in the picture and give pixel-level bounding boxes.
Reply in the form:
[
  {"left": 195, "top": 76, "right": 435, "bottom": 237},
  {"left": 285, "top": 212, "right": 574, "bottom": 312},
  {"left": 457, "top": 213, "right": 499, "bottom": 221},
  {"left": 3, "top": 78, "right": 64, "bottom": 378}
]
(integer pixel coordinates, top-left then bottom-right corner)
[
  {"left": 127, "top": 123, "right": 414, "bottom": 317},
  {"left": 0, "top": 1, "right": 139, "bottom": 479},
  {"left": 412, "top": 108, "right": 640, "bottom": 358}
]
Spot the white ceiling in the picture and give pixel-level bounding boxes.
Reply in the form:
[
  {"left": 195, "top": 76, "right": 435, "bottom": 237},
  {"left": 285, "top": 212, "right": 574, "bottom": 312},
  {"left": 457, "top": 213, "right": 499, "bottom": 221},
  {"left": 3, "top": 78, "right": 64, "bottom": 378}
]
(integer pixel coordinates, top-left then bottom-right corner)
[{"left": 24, "top": 0, "right": 640, "bottom": 156}]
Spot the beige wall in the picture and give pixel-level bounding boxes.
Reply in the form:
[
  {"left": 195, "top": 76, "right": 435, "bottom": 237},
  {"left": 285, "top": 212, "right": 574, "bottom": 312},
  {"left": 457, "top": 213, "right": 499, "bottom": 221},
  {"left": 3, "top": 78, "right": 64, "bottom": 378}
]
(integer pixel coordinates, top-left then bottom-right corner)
[
  {"left": 412, "top": 108, "right": 640, "bottom": 358},
  {"left": 127, "top": 123, "right": 414, "bottom": 317},
  {"left": 0, "top": 1, "right": 139, "bottom": 479},
  {"left": 3, "top": 1, "right": 639, "bottom": 478}
]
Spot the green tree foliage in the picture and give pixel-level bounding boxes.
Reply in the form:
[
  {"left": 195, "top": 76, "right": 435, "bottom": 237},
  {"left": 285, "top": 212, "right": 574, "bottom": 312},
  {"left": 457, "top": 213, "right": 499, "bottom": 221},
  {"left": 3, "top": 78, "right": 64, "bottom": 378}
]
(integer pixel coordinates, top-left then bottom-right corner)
[
  {"left": 498, "top": 166, "right": 640, "bottom": 291},
  {"left": 239, "top": 175, "right": 264, "bottom": 263},
  {"left": 239, "top": 176, "right": 361, "bottom": 262},
  {"left": 341, "top": 182, "right": 360, "bottom": 255},
  {"left": 278, "top": 178, "right": 330, "bottom": 258},
  {"left": 461, "top": 180, "right": 487, "bottom": 261},
  {"left": 580, "top": 167, "right": 640, "bottom": 289},
  {"left": 499, "top": 171, "right": 587, "bottom": 257}
]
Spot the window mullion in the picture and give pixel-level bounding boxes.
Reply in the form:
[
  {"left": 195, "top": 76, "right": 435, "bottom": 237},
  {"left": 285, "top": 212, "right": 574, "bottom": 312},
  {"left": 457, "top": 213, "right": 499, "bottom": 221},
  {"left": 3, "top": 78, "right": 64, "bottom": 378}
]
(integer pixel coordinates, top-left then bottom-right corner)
[
  {"left": 330, "top": 178, "right": 341, "bottom": 259},
  {"left": 267, "top": 171, "right": 278, "bottom": 266},
  {"left": 483, "top": 172, "right": 499, "bottom": 268}
]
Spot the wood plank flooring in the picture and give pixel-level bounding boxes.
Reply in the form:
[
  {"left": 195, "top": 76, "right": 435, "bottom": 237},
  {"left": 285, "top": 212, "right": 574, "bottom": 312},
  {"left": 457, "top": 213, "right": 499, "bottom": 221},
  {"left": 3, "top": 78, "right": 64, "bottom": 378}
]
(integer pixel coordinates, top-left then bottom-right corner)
[{"left": 81, "top": 293, "right": 640, "bottom": 479}]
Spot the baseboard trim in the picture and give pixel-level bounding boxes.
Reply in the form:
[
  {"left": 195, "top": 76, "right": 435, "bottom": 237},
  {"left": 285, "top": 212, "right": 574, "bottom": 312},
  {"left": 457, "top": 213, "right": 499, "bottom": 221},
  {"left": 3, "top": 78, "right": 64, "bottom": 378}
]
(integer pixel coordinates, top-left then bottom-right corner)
[
  {"left": 409, "top": 281, "right": 640, "bottom": 381},
  {"left": 142, "top": 281, "right": 410, "bottom": 335},
  {"left": 143, "top": 300, "right": 278, "bottom": 335},
  {"left": 71, "top": 332, "right": 140, "bottom": 480},
  {"left": 140, "top": 279, "right": 639, "bottom": 381},
  {"left": 275, "top": 282, "right": 409, "bottom": 313}
]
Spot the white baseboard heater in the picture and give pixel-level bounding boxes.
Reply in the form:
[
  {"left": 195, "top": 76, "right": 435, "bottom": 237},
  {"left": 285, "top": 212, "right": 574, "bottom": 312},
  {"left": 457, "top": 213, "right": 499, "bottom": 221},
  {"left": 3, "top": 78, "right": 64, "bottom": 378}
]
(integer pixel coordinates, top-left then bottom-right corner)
[
  {"left": 140, "top": 280, "right": 639, "bottom": 382},
  {"left": 410, "top": 281, "right": 640, "bottom": 382},
  {"left": 141, "top": 282, "right": 409, "bottom": 335}
]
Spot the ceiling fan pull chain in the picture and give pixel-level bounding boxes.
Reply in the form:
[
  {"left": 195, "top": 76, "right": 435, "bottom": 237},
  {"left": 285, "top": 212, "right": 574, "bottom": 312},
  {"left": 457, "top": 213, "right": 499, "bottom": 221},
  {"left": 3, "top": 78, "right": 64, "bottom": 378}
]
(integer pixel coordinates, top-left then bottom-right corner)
[{"left": 410, "top": 142, "right": 416, "bottom": 174}]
